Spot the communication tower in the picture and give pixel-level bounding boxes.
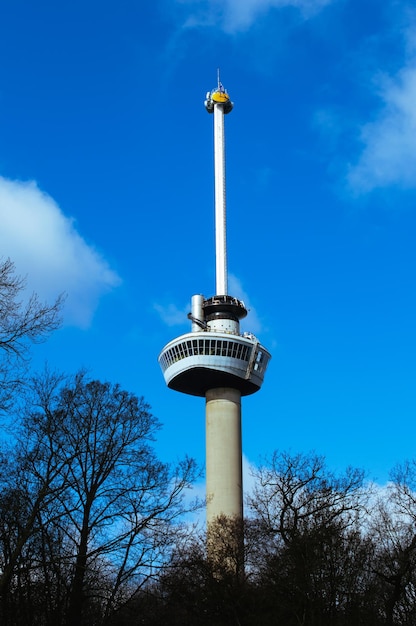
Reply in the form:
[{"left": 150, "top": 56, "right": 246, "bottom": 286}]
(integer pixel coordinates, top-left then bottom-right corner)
[{"left": 159, "top": 73, "right": 271, "bottom": 551}]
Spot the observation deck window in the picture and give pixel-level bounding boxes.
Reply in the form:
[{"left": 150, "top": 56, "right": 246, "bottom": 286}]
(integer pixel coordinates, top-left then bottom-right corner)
[
  {"left": 159, "top": 337, "right": 254, "bottom": 373},
  {"left": 253, "top": 349, "right": 267, "bottom": 374}
]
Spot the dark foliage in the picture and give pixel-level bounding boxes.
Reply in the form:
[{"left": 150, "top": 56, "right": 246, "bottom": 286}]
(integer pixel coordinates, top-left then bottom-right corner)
[{"left": 109, "top": 453, "right": 416, "bottom": 626}]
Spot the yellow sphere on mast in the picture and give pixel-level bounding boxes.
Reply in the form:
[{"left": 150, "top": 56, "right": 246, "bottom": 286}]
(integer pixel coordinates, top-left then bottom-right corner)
[{"left": 204, "top": 71, "right": 234, "bottom": 114}]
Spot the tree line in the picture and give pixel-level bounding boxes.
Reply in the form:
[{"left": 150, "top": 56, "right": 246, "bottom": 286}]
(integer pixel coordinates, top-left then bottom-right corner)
[
  {"left": 133, "top": 454, "right": 416, "bottom": 626},
  {"left": 1, "top": 258, "right": 416, "bottom": 625}
]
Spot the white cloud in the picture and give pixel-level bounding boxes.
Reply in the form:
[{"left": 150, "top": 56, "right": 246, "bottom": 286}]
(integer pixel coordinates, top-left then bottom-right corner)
[
  {"left": 348, "top": 65, "right": 416, "bottom": 193},
  {"left": 229, "top": 273, "right": 263, "bottom": 335},
  {"left": 0, "top": 177, "right": 121, "bottom": 328},
  {"left": 154, "top": 275, "right": 264, "bottom": 334},
  {"left": 243, "top": 454, "right": 259, "bottom": 500},
  {"left": 177, "top": 0, "right": 334, "bottom": 33},
  {"left": 154, "top": 301, "right": 190, "bottom": 326}
]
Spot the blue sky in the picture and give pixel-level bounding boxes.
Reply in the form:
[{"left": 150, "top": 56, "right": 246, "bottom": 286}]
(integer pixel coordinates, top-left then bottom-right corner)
[{"left": 1, "top": 0, "right": 415, "bottom": 486}]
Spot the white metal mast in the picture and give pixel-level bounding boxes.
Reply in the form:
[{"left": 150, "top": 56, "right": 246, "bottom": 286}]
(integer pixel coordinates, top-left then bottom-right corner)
[
  {"left": 208, "top": 69, "right": 233, "bottom": 296},
  {"left": 214, "top": 86, "right": 227, "bottom": 295}
]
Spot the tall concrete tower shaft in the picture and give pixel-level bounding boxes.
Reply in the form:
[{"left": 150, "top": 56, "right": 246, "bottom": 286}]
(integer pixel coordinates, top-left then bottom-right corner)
[
  {"left": 206, "top": 387, "right": 242, "bottom": 522},
  {"left": 159, "top": 75, "right": 271, "bottom": 558}
]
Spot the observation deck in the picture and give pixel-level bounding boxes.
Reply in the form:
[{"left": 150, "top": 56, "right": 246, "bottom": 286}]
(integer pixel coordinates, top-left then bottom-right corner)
[{"left": 158, "top": 329, "right": 271, "bottom": 397}]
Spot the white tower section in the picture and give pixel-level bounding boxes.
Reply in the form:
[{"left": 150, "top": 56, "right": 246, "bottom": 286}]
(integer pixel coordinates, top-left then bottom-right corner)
[
  {"left": 158, "top": 75, "right": 271, "bottom": 548},
  {"left": 214, "top": 96, "right": 228, "bottom": 295}
]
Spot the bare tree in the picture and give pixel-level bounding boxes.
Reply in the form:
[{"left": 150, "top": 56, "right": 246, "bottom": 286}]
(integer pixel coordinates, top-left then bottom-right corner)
[
  {"left": 138, "top": 524, "right": 250, "bottom": 626},
  {"left": 0, "top": 257, "right": 63, "bottom": 412},
  {"left": 248, "top": 451, "right": 366, "bottom": 543},
  {"left": 0, "top": 370, "right": 73, "bottom": 624},
  {"left": 370, "top": 463, "right": 416, "bottom": 626},
  {"left": 247, "top": 452, "right": 372, "bottom": 625},
  {"left": 0, "top": 370, "right": 199, "bottom": 626}
]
